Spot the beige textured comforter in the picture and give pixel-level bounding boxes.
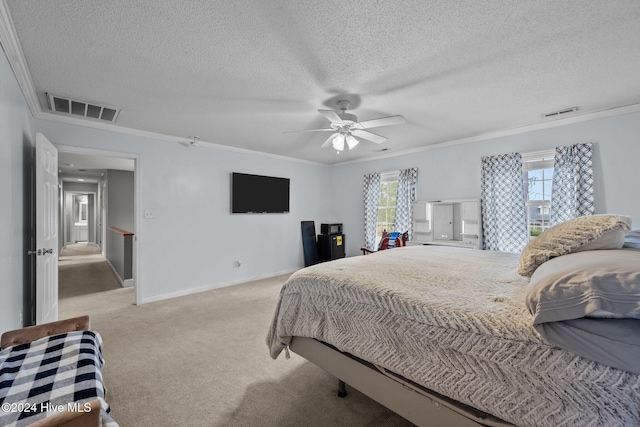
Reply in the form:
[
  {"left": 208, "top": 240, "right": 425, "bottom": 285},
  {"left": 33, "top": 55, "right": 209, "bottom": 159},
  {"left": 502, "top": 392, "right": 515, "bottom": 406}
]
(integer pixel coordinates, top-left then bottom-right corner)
[{"left": 267, "top": 245, "right": 640, "bottom": 427}]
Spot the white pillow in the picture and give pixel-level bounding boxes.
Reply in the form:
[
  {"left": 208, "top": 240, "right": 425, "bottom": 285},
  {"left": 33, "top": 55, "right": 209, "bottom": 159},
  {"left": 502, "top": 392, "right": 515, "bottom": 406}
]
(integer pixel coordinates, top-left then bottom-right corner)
[{"left": 525, "top": 249, "right": 640, "bottom": 324}]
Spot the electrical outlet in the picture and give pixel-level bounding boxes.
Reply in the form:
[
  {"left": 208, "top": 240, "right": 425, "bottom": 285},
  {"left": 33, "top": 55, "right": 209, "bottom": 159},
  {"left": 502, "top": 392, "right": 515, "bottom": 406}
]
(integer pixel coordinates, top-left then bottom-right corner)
[
  {"left": 19, "top": 310, "right": 23, "bottom": 327},
  {"left": 143, "top": 210, "right": 155, "bottom": 219}
]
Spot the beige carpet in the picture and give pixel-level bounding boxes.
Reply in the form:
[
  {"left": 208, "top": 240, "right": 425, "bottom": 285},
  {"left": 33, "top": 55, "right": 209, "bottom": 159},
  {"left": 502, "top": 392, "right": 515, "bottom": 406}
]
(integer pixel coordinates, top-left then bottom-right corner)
[
  {"left": 59, "top": 274, "right": 415, "bottom": 427},
  {"left": 59, "top": 243, "right": 122, "bottom": 298}
]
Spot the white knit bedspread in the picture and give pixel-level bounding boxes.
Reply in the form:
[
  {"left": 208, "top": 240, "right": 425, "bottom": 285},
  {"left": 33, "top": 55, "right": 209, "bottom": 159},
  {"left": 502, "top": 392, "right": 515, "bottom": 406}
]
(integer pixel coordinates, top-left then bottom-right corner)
[{"left": 267, "top": 245, "right": 640, "bottom": 427}]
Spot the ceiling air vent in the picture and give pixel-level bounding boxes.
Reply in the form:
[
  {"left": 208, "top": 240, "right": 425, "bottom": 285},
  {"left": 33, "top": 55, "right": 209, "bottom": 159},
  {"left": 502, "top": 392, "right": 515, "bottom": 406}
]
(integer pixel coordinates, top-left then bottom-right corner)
[
  {"left": 47, "top": 93, "right": 120, "bottom": 122},
  {"left": 542, "top": 106, "right": 579, "bottom": 118}
]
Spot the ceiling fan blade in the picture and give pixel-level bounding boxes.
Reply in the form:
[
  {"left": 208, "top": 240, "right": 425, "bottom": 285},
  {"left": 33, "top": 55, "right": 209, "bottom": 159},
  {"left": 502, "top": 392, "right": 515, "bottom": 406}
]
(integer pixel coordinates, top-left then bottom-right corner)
[
  {"left": 357, "top": 115, "right": 406, "bottom": 129},
  {"left": 318, "top": 109, "right": 344, "bottom": 124},
  {"left": 321, "top": 133, "right": 339, "bottom": 148},
  {"left": 352, "top": 129, "right": 388, "bottom": 144},
  {"left": 283, "top": 128, "right": 334, "bottom": 134}
]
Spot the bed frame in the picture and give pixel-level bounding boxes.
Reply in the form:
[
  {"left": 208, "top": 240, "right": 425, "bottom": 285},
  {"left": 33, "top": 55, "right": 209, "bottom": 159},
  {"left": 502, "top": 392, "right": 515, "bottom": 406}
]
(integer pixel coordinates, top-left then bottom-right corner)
[{"left": 289, "top": 336, "right": 515, "bottom": 427}]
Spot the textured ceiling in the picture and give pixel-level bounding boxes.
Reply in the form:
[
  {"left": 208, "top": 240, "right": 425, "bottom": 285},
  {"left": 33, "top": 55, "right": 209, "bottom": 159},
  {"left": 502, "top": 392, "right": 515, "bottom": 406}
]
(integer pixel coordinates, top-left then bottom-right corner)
[
  {"left": 4, "top": 0, "right": 640, "bottom": 164},
  {"left": 58, "top": 152, "right": 134, "bottom": 183}
]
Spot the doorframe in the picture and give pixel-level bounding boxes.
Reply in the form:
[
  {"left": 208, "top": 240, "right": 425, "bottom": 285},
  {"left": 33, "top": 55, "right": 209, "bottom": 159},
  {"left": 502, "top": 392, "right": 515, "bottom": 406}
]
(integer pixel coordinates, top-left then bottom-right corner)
[
  {"left": 63, "top": 190, "right": 97, "bottom": 245},
  {"left": 55, "top": 144, "right": 142, "bottom": 306}
]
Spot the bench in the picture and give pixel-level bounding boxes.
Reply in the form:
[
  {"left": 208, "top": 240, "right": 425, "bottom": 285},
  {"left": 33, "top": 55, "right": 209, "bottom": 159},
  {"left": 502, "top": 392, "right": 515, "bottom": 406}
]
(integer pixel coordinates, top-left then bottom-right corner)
[{"left": 0, "top": 316, "right": 116, "bottom": 427}]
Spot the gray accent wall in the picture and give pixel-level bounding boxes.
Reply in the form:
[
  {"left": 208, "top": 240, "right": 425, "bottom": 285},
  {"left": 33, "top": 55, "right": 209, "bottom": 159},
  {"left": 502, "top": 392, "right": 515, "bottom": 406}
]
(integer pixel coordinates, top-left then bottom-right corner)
[
  {"left": 105, "top": 170, "right": 134, "bottom": 233},
  {"left": 0, "top": 45, "right": 36, "bottom": 333},
  {"left": 104, "top": 169, "right": 134, "bottom": 282},
  {"left": 106, "top": 230, "right": 132, "bottom": 282}
]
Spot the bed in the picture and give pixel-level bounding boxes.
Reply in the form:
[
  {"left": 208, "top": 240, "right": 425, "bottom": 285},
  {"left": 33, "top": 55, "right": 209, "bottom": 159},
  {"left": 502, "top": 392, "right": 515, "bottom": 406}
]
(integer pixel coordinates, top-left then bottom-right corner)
[{"left": 267, "top": 230, "right": 640, "bottom": 427}]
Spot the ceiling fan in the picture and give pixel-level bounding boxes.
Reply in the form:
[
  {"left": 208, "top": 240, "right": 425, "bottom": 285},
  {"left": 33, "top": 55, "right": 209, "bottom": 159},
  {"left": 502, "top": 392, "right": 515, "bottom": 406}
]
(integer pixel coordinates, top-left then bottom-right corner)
[{"left": 285, "top": 100, "right": 405, "bottom": 151}]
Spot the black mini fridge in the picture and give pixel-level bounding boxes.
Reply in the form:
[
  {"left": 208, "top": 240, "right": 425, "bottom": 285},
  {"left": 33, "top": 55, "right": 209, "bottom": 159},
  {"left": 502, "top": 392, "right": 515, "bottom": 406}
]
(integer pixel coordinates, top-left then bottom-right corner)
[{"left": 317, "top": 234, "right": 345, "bottom": 262}]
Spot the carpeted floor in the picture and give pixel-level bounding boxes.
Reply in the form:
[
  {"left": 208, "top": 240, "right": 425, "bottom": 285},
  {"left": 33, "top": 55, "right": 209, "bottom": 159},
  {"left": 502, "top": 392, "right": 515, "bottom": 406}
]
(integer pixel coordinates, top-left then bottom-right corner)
[
  {"left": 58, "top": 267, "right": 415, "bottom": 427},
  {"left": 59, "top": 243, "right": 122, "bottom": 299}
]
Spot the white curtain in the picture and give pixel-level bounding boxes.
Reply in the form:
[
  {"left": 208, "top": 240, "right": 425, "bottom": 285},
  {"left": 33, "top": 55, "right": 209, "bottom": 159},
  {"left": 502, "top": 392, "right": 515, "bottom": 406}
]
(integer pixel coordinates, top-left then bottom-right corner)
[
  {"left": 550, "top": 142, "right": 594, "bottom": 226},
  {"left": 396, "top": 167, "right": 418, "bottom": 240},
  {"left": 481, "top": 153, "right": 528, "bottom": 252},
  {"left": 363, "top": 172, "right": 381, "bottom": 251}
]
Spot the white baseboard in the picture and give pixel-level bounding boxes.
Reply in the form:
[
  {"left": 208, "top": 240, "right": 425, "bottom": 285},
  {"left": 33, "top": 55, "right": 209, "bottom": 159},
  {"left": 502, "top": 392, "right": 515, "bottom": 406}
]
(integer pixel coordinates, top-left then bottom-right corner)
[
  {"left": 104, "top": 257, "right": 126, "bottom": 287},
  {"left": 140, "top": 269, "right": 298, "bottom": 304}
]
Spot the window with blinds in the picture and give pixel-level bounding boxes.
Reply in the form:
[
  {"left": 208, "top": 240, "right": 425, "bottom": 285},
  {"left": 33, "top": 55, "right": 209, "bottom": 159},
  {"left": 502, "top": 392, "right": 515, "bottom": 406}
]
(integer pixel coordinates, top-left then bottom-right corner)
[
  {"left": 377, "top": 171, "right": 399, "bottom": 239},
  {"left": 522, "top": 150, "right": 555, "bottom": 238}
]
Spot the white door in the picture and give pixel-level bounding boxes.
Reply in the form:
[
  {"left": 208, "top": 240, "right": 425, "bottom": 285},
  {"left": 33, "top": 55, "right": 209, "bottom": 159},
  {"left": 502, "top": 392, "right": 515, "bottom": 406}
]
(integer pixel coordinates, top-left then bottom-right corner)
[
  {"left": 433, "top": 204, "right": 453, "bottom": 240},
  {"left": 35, "top": 133, "right": 59, "bottom": 324}
]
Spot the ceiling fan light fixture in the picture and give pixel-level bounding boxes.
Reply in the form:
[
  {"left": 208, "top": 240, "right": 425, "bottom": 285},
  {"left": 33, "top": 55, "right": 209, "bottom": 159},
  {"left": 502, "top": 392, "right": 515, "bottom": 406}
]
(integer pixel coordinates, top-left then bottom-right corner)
[
  {"left": 345, "top": 134, "right": 359, "bottom": 149},
  {"left": 284, "top": 100, "right": 405, "bottom": 152}
]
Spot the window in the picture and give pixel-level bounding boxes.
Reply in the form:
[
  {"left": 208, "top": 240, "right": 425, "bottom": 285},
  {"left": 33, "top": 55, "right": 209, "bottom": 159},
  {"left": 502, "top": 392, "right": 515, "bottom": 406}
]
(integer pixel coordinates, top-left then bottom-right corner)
[
  {"left": 377, "top": 171, "right": 399, "bottom": 239},
  {"left": 522, "top": 150, "right": 555, "bottom": 239}
]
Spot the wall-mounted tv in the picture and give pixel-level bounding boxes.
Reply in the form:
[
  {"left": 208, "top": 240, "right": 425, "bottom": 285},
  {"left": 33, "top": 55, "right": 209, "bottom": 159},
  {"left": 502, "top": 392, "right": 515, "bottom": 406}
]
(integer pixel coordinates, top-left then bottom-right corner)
[{"left": 231, "top": 172, "right": 290, "bottom": 213}]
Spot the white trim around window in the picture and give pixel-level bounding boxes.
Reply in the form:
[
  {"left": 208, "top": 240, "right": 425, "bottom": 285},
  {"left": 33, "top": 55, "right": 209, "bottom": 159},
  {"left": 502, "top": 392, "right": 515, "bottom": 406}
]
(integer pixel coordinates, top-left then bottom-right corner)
[{"left": 521, "top": 149, "right": 555, "bottom": 172}]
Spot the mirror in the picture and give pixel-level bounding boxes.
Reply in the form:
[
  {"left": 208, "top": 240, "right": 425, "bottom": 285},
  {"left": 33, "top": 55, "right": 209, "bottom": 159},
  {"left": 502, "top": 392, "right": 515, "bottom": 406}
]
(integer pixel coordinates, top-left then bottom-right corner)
[
  {"left": 74, "top": 194, "right": 88, "bottom": 224},
  {"left": 79, "top": 201, "right": 88, "bottom": 223}
]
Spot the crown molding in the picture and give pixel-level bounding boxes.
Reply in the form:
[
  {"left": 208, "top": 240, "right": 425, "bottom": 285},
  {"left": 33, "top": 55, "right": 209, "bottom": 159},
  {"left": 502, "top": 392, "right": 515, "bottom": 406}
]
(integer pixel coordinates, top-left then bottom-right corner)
[
  {"left": 0, "top": 3, "right": 327, "bottom": 168},
  {"left": 3, "top": 0, "right": 638, "bottom": 169},
  {"left": 1, "top": 0, "right": 327, "bottom": 168},
  {"left": 0, "top": 0, "right": 41, "bottom": 116},
  {"left": 36, "top": 111, "right": 329, "bottom": 167},
  {"left": 332, "top": 102, "right": 640, "bottom": 167}
]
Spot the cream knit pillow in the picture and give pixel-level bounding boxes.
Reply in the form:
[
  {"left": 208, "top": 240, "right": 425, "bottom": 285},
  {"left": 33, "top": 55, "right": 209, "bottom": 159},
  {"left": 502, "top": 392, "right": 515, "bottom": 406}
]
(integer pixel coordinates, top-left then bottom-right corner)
[{"left": 518, "top": 214, "right": 631, "bottom": 277}]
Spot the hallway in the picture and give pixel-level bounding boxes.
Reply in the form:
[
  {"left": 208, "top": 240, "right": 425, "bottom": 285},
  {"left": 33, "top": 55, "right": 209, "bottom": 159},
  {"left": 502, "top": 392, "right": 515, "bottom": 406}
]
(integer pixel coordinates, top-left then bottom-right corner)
[{"left": 59, "top": 242, "right": 131, "bottom": 318}]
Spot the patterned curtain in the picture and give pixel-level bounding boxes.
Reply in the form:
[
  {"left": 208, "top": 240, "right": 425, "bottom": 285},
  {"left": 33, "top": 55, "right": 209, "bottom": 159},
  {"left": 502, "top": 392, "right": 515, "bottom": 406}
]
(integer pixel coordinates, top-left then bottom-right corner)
[
  {"left": 396, "top": 167, "right": 418, "bottom": 240},
  {"left": 550, "top": 142, "right": 594, "bottom": 226},
  {"left": 363, "top": 172, "right": 381, "bottom": 251},
  {"left": 481, "top": 153, "right": 528, "bottom": 253}
]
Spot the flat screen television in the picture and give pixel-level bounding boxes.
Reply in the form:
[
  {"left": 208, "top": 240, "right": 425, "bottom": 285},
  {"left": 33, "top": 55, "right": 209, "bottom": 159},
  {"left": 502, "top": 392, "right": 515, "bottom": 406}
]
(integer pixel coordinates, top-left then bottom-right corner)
[{"left": 231, "top": 172, "right": 290, "bottom": 213}]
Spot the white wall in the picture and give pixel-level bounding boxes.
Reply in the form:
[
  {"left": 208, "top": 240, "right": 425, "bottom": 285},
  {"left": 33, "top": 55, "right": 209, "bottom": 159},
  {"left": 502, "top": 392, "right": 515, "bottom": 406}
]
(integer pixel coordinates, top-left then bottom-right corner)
[
  {"left": 0, "top": 46, "right": 35, "bottom": 334},
  {"left": 34, "top": 119, "right": 333, "bottom": 302},
  {"left": 331, "top": 111, "right": 640, "bottom": 256}
]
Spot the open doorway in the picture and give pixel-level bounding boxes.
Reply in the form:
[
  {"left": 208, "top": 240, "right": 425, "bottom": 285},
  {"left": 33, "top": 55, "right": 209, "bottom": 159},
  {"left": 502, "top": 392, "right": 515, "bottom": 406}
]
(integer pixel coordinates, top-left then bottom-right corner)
[
  {"left": 56, "top": 146, "right": 140, "bottom": 314},
  {"left": 63, "top": 192, "right": 96, "bottom": 245}
]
